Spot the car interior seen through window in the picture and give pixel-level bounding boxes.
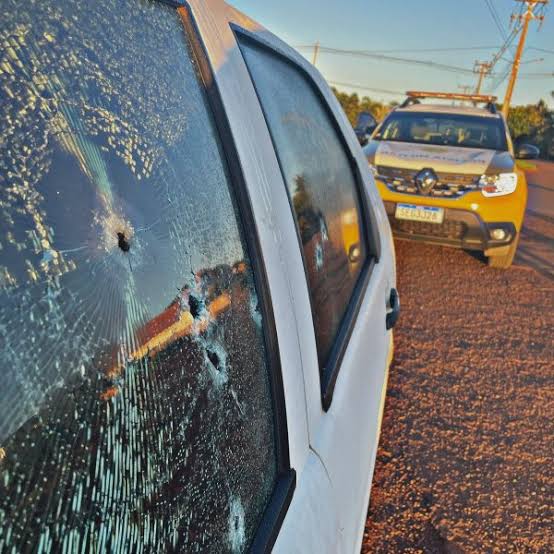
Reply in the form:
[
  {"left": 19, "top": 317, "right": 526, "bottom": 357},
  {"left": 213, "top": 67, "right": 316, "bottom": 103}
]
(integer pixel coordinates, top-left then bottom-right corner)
[
  {"left": 0, "top": 0, "right": 279, "bottom": 552},
  {"left": 237, "top": 37, "right": 370, "bottom": 379},
  {"left": 375, "top": 112, "right": 509, "bottom": 151}
]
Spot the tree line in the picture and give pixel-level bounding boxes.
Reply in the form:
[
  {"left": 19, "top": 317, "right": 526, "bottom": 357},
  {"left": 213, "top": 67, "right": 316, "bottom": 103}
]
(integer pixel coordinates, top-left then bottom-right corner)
[{"left": 333, "top": 88, "right": 554, "bottom": 160}]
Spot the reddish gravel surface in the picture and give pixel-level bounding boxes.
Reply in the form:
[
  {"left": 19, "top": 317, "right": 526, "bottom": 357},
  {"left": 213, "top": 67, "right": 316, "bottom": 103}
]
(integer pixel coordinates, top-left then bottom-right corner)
[{"left": 363, "top": 164, "right": 554, "bottom": 553}]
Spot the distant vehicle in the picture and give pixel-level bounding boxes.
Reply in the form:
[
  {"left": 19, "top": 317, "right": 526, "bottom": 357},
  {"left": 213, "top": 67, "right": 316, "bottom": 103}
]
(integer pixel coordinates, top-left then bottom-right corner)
[
  {"left": 0, "top": 0, "right": 398, "bottom": 552},
  {"left": 364, "top": 91, "right": 530, "bottom": 268},
  {"left": 354, "top": 111, "right": 378, "bottom": 146}
]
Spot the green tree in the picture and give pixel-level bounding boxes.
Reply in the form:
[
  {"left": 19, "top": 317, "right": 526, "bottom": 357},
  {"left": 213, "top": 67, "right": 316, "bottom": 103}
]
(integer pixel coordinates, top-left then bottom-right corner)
[
  {"left": 332, "top": 88, "right": 395, "bottom": 126},
  {"left": 507, "top": 100, "right": 554, "bottom": 160}
]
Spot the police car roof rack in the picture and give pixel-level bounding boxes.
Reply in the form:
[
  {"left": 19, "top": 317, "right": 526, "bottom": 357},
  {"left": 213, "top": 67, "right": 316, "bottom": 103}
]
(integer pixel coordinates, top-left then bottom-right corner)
[
  {"left": 402, "top": 91, "right": 499, "bottom": 115},
  {"left": 400, "top": 97, "right": 421, "bottom": 108}
]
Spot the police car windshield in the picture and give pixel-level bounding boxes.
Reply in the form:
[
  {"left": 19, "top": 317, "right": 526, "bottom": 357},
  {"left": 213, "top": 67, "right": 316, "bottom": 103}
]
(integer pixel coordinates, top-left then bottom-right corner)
[{"left": 374, "top": 111, "right": 508, "bottom": 151}]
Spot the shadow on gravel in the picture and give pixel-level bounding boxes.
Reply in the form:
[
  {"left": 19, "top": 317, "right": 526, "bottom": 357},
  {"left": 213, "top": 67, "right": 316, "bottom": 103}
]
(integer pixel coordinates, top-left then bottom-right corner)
[
  {"left": 517, "top": 211, "right": 554, "bottom": 282},
  {"left": 463, "top": 249, "right": 487, "bottom": 265},
  {"left": 420, "top": 522, "right": 465, "bottom": 554}
]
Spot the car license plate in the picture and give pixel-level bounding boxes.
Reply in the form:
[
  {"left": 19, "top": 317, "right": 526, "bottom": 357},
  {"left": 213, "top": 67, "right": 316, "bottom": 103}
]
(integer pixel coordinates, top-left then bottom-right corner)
[{"left": 395, "top": 203, "right": 444, "bottom": 224}]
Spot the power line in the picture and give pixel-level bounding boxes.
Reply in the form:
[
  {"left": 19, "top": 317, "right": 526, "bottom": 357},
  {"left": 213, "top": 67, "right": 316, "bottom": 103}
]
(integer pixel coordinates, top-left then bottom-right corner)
[
  {"left": 295, "top": 44, "right": 503, "bottom": 54},
  {"left": 519, "top": 71, "right": 554, "bottom": 78},
  {"left": 458, "top": 84, "right": 475, "bottom": 94},
  {"left": 297, "top": 39, "right": 522, "bottom": 86},
  {"left": 307, "top": 46, "right": 480, "bottom": 76},
  {"left": 500, "top": 56, "right": 545, "bottom": 64},
  {"left": 327, "top": 80, "right": 404, "bottom": 97},
  {"left": 482, "top": 7, "right": 526, "bottom": 92},
  {"left": 489, "top": 62, "right": 513, "bottom": 92},
  {"left": 489, "top": 23, "right": 521, "bottom": 69},
  {"left": 529, "top": 46, "right": 554, "bottom": 54},
  {"left": 485, "top": 0, "right": 509, "bottom": 40},
  {"left": 480, "top": 0, "right": 526, "bottom": 92}
]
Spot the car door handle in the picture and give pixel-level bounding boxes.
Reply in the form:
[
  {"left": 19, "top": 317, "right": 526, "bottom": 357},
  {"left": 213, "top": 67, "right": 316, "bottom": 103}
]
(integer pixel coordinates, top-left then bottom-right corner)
[{"left": 386, "top": 288, "right": 400, "bottom": 330}]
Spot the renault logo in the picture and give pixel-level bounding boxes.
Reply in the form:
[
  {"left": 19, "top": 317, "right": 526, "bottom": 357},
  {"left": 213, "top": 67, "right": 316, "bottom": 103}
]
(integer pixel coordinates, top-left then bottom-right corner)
[{"left": 415, "top": 168, "right": 438, "bottom": 195}]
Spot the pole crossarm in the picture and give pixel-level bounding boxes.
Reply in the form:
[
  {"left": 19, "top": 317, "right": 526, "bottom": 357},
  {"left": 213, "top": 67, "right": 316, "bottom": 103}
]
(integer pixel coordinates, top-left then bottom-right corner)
[{"left": 474, "top": 61, "right": 493, "bottom": 94}]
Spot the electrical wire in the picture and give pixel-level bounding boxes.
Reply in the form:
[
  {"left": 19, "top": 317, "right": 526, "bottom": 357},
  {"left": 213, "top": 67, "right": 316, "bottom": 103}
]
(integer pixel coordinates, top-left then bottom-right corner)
[
  {"left": 310, "top": 46, "right": 479, "bottom": 76},
  {"left": 519, "top": 71, "right": 554, "bottom": 78},
  {"left": 500, "top": 56, "right": 544, "bottom": 64},
  {"left": 327, "top": 80, "right": 404, "bottom": 96},
  {"left": 486, "top": 2, "right": 550, "bottom": 93},
  {"left": 295, "top": 45, "right": 502, "bottom": 54},
  {"left": 297, "top": 1, "right": 549, "bottom": 98},
  {"left": 488, "top": 60, "right": 512, "bottom": 92},
  {"left": 530, "top": 46, "right": 554, "bottom": 55},
  {"left": 485, "top": 0, "right": 509, "bottom": 41},
  {"left": 489, "top": 23, "right": 521, "bottom": 70}
]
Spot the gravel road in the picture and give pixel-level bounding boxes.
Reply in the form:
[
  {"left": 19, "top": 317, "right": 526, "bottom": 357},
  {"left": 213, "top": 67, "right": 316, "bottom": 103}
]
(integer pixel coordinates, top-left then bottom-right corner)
[{"left": 363, "top": 162, "right": 554, "bottom": 553}]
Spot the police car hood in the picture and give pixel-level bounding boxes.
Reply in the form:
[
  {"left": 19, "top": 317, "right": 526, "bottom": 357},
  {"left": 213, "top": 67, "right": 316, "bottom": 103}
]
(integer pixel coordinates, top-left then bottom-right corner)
[{"left": 364, "top": 140, "right": 514, "bottom": 175}]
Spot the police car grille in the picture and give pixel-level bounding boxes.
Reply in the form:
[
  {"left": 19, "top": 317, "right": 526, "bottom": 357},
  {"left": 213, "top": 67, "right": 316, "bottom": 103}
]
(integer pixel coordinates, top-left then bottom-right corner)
[{"left": 377, "top": 166, "right": 480, "bottom": 197}]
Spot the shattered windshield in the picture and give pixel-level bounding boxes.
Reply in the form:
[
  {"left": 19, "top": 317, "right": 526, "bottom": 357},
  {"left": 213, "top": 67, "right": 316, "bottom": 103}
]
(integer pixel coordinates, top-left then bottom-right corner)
[{"left": 0, "top": 0, "right": 277, "bottom": 552}]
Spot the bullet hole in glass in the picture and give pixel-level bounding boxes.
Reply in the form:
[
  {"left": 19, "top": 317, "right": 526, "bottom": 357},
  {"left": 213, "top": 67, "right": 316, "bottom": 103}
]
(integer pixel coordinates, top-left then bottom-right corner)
[
  {"left": 207, "top": 349, "right": 221, "bottom": 372},
  {"left": 189, "top": 294, "right": 202, "bottom": 319},
  {"left": 117, "top": 232, "right": 131, "bottom": 252}
]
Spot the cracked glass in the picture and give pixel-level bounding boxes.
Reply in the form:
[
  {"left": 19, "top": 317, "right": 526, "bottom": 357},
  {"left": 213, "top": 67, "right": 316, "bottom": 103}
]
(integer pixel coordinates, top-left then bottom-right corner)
[
  {"left": 0, "top": 1, "right": 277, "bottom": 552},
  {"left": 238, "top": 40, "right": 368, "bottom": 370}
]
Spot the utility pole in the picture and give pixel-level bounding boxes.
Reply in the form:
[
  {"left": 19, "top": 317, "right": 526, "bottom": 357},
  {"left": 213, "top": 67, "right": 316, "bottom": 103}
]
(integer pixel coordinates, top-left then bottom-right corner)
[
  {"left": 312, "top": 41, "right": 320, "bottom": 67},
  {"left": 474, "top": 61, "right": 492, "bottom": 94},
  {"left": 502, "top": 0, "right": 548, "bottom": 118}
]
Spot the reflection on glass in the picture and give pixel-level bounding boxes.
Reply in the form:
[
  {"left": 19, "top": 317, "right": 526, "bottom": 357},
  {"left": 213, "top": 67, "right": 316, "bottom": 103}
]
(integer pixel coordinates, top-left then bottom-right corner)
[
  {"left": 239, "top": 41, "right": 368, "bottom": 369},
  {"left": 0, "top": 1, "right": 277, "bottom": 551}
]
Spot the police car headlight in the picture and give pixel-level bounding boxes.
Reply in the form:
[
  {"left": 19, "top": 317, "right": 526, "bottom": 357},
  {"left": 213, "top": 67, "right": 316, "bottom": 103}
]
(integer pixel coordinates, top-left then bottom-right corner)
[
  {"left": 479, "top": 173, "right": 518, "bottom": 197},
  {"left": 368, "top": 163, "right": 378, "bottom": 177}
]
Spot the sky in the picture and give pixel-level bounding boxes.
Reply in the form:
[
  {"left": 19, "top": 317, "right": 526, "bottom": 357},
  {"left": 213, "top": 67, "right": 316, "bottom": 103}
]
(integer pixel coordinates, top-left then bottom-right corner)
[{"left": 228, "top": 0, "right": 554, "bottom": 108}]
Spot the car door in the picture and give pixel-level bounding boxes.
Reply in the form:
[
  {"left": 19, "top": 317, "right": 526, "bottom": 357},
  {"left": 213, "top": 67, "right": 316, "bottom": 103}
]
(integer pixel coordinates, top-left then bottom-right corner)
[
  {"left": 162, "top": 1, "right": 395, "bottom": 551},
  {"left": 225, "top": 13, "right": 397, "bottom": 554},
  {"left": 181, "top": 1, "right": 345, "bottom": 551}
]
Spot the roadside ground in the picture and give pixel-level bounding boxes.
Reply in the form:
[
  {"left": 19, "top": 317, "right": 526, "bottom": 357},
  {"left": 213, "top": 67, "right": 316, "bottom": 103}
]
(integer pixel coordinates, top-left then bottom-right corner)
[{"left": 363, "top": 162, "right": 554, "bottom": 553}]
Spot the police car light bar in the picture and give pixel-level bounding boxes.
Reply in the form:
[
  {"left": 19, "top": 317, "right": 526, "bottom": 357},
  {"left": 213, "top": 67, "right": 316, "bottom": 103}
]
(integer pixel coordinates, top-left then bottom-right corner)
[
  {"left": 405, "top": 91, "right": 498, "bottom": 103},
  {"left": 401, "top": 91, "right": 499, "bottom": 114}
]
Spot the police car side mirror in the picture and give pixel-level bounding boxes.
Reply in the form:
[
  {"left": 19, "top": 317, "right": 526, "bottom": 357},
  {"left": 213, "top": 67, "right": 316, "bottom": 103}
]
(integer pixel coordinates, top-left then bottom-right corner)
[{"left": 516, "top": 143, "right": 540, "bottom": 160}]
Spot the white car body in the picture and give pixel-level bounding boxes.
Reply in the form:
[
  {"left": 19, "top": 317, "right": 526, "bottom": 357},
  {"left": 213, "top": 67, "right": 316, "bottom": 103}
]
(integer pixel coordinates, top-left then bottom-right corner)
[{"left": 186, "top": 1, "right": 397, "bottom": 551}]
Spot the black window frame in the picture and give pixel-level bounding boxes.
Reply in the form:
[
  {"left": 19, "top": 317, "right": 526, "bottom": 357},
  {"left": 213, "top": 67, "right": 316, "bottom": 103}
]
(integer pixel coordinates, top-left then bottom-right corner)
[
  {"left": 176, "top": 4, "right": 295, "bottom": 553},
  {"left": 232, "top": 25, "right": 382, "bottom": 412}
]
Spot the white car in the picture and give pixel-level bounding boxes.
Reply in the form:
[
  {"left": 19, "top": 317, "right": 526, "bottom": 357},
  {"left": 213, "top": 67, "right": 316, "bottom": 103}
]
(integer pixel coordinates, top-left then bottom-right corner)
[{"left": 0, "top": 0, "right": 397, "bottom": 552}]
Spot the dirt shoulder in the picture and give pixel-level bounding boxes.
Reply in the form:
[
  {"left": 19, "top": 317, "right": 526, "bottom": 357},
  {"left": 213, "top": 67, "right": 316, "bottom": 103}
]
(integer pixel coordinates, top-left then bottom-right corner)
[
  {"left": 363, "top": 165, "right": 554, "bottom": 553},
  {"left": 518, "top": 161, "right": 554, "bottom": 282}
]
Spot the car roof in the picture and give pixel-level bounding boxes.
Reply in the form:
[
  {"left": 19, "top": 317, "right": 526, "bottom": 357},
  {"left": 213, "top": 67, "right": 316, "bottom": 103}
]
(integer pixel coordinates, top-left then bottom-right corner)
[{"left": 395, "top": 103, "right": 502, "bottom": 119}]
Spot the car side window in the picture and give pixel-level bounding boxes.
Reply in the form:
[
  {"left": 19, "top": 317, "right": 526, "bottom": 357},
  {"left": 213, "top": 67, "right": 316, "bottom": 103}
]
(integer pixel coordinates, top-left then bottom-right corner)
[
  {"left": 0, "top": 1, "right": 280, "bottom": 552},
  {"left": 237, "top": 37, "right": 370, "bottom": 380}
]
